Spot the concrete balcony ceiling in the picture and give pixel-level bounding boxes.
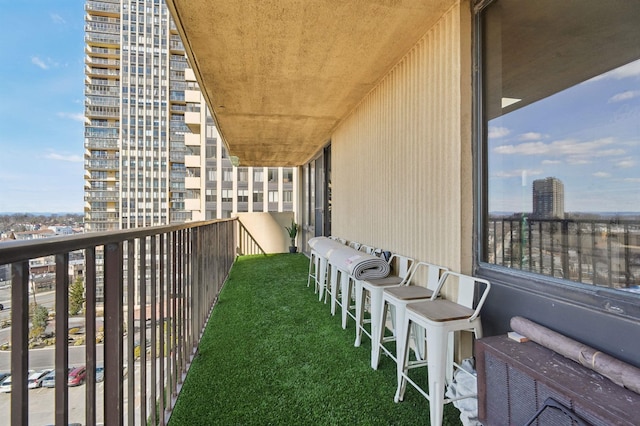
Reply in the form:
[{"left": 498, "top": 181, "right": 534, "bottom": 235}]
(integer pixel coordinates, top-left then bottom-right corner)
[{"left": 166, "top": 0, "right": 455, "bottom": 167}]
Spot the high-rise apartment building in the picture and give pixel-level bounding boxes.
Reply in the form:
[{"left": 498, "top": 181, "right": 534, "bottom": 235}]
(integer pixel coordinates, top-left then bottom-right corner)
[
  {"left": 84, "top": 0, "right": 296, "bottom": 231},
  {"left": 532, "top": 177, "right": 564, "bottom": 219},
  {"left": 84, "top": 0, "right": 296, "bottom": 299}
]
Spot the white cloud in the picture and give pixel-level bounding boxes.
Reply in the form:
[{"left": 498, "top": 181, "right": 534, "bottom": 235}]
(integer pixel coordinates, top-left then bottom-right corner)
[
  {"left": 542, "top": 159, "right": 561, "bottom": 165},
  {"left": 57, "top": 112, "right": 86, "bottom": 123},
  {"left": 494, "top": 138, "right": 621, "bottom": 162},
  {"left": 488, "top": 126, "right": 510, "bottom": 138},
  {"left": 609, "top": 90, "right": 640, "bottom": 103},
  {"left": 623, "top": 177, "right": 640, "bottom": 183},
  {"left": 588, "top": 59, "right": 640, "bottom": 82},
  {"left": 492, "top": 169, "right": 542, "bottom": 179},
  {"left": 46, "top": 153, "right": 83, "bottom": 163},
  {"left": 51, "top": 13, "right": 66, "bottom": 25},
  {"left": 615, "top": 158, "right": 635, "bottom": 168},
  {"left": 519, "top": 132, "right": 545, "bottom": 141},
  {"left": 31, "top": 56, "right": 49, "bottom": 70},
  {"left": 593, "top": 172, "right": 611, "bottom": 178},
  {"left": 566, "top": 158, "right": 592, "bottom": 165}
]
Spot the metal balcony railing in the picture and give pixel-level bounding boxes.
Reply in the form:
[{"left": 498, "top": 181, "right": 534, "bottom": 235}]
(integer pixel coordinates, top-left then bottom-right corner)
[
  {"left": 487, "top": 216, "right": 640, "bottom": 290},
  {"left": 0, "top": 219, "right": 238, "bottom": 425}
]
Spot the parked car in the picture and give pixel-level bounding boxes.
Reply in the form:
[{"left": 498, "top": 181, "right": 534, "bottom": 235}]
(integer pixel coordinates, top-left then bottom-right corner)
[
  {"left": 68, "top": 366, "right": 86, "bottom": 386},
  {"left": 96, "top": 365, "right": 104, "bottom": 382},
  {"left": 28, "top": 370, "right": 52, "bottom": 389},
  {"left": 0, "top": 375, "right": 11, "bottom": 393},
  {"left": 40, "top": 370, "right": 56, "bottom": 388}
]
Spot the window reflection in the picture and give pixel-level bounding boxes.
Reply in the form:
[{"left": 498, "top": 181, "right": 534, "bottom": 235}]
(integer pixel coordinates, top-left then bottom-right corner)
[{"left": 482, "top": 1, "right": 640, "bottom": 293}]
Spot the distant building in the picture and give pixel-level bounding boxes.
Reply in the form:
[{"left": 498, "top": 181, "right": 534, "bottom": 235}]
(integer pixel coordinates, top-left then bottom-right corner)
[{"left": 532, "top": 177, "right": 565, "bottom": 219}]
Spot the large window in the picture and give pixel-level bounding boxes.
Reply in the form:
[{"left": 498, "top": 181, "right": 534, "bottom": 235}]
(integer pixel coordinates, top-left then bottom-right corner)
[{"left": 480, "top": 1, "right": 640, "bottom": 295}]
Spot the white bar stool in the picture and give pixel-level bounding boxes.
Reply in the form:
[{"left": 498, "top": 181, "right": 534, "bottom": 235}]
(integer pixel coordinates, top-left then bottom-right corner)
[
  {"left": 307, "top": 249, "right": 320, "bottom": 292},
  {"left": 374, "top": 262, "right": 448, "bottom": 369},
  {"left": 353, "top": 254, "right": 414, "bottom": 362},
  {"left": 394, "top": 271, "right": 491, "bottom": 426}
]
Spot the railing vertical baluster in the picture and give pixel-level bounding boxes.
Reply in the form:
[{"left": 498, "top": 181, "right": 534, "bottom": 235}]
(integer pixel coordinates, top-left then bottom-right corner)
[
  {"left": 176, "top": 228, "right": 182, "bottom": 382},
  {"left": 139, "top": 236, "right": 147, "bottom": 425},
  {"left": 562, "top": 220, "right": 569, "bottom": 279},
  {"left": 150, "top": 235, "right": 158, "bottom": 426},
  {"left": 550, "top": 222, "right": 556, "bottom": 276},
  {"left": 171, "top": 230, "right": 178, "bottom": 399},
  {"left": 624, "top": 223, "right": 630, "bottom": 287},
  {"left": 500, "top": 220, "right": 505, "bottom": 265},
  {"left": 159, "top": 233, "right": 167, "bottom": 425},
  {"left": 592, "top": 221, "right": 597, "bottom": 285},
  {"left": 178, "top": 229, "right": 184, "bottom": 373},
  {"left": 127, "top": 239, "right": 135, "bottom": 426},
  {"left": 538, "top": 221, "right": 543, "bottom": 274},
  {"left": 508, "top": 220, "right": 513, "bottom": 268},
  {"left": 607, "top": 222, "right": 613, "bottom": 287},
  {"left": 577, "top": 224, "right": 583, "bottom": 282},
  {"left": 86, "top": 247, "right": 97, "bottom": 426},
  {"left": 55, "top": 253, "right": 70, "bottom": 426},
  {"left": 10, "top": 261, "right": 29, "bottom": 426},
  {"left": 527, "top": 219, "right": 533, "bottom": 271},
  {"left": 192, "top": 227, "right": 200, "bottom": 351},
  {"left": 104, "top": 241, "right": 123, "bottom": 426}
]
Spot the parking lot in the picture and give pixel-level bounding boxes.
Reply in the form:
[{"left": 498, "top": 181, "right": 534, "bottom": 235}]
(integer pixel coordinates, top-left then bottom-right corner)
[
  {"left": 0, "top": 362, "right": 152, "bottom": 426},
  {"left": 0, "top": 378, "right": 106, "bottom": 425}
]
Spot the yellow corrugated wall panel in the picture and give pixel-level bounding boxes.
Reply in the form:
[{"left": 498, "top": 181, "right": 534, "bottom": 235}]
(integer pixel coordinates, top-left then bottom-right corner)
[{"left": 331, "top": 1, "right": 472, "bottom": 274}]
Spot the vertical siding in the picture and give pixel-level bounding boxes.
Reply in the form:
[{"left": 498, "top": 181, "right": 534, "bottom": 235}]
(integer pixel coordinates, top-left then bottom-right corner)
[{"left": 331, "top": 1, "right": 472, "bottom": 273}]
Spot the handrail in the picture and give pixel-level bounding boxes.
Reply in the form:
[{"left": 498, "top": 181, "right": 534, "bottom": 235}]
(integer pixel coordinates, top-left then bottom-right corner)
[
  {"left": 0, "top": 218, "right": 238, "bottom": 425},
  {"left": 237, "top": 221, "right": 267, "bottom": 256}
]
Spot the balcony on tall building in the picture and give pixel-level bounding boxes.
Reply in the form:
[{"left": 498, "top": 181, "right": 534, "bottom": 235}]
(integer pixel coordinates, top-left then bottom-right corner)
[{"left": 8, "top": 0, "right": 637, "bottom": 424}]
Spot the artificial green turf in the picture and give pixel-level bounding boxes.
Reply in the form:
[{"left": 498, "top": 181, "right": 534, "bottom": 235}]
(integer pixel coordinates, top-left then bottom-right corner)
[{"left": 168, "top": 254, "right": 463, "bottom": 425}]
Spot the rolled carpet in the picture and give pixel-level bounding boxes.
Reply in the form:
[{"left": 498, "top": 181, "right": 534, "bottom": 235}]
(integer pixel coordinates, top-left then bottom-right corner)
[
  {"left": 308, "top": 236, "right": 345, "bottom": 258},
  {"left": 308, "top": 236, "right": 390, "bottom": 280}
]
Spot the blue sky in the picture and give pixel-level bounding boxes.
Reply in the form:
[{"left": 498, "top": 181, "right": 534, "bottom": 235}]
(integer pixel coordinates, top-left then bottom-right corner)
[
  {"left": 0, "top": 1, "right": 85, "bottom": 213},
  {"left": 488, "top": 59, "right": 640, "bottom": 213}
]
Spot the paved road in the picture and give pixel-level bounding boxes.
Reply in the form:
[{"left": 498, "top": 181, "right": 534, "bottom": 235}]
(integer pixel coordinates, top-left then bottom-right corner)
[
  {"left": 0, "top": 345, "right": 105, "bottom": 372},
  {"left": 0, "top": 289, "right": 56, "bottom": 323}
]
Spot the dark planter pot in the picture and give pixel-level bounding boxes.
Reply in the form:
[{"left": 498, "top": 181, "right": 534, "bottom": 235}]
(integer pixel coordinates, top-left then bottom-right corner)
[{"left": 289, "top": 246, "right": 298, "bottom": 253}]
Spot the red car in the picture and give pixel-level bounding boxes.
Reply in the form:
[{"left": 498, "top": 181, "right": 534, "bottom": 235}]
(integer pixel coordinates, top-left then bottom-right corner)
[{"left": 67, "top": 366, "right": 86, "bottom": 386}]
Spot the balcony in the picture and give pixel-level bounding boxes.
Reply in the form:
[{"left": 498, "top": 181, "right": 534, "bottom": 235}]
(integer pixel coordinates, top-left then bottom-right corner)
[{"left": 0, "top": 220, "right": 464, "bottom": 424}]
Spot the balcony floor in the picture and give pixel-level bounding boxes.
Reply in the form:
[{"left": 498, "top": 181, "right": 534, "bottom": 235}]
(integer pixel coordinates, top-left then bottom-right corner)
[{"left": 169, "top": 254, "right": 463, "bottom": 425}]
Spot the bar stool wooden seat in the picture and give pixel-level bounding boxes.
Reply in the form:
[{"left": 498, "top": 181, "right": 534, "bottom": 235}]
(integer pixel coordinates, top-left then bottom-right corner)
[{"left": 374, "top": 262, "right": 448, "bottom": 369}]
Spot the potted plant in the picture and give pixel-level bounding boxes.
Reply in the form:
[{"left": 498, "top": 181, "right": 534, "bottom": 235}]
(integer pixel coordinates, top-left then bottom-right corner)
[{"left": 285, "top": 218, "right": 299, "bottom": 253}]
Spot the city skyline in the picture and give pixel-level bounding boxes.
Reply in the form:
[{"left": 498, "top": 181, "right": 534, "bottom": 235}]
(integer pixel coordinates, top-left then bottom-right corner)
[{"left": 0, "top": 2, "right": 85, "bottom": 213}]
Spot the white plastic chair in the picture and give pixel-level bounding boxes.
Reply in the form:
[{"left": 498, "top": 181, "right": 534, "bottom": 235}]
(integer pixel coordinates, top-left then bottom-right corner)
[
  {"left": 353, "top": 254, "right": 415, "bottom": 363},
  {"left": 394, "top": 271, "right": 491, "bottom": 426},
  {"left": 374, "top": 261, "right": 448, "bottom": 369}
]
